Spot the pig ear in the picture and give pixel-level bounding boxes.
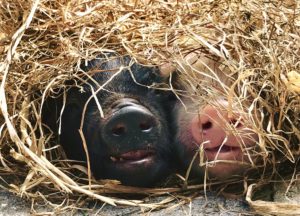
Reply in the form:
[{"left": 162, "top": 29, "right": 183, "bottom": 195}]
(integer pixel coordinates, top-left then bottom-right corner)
[
  {"left": 184, "top": 52, "right": 222, "bottom": 73},
  {"left": 158, "top": 62, "right": 176, "bottom": 78},
  {"left": 157, "top": 53, "right": 208, "bottom": 78}
]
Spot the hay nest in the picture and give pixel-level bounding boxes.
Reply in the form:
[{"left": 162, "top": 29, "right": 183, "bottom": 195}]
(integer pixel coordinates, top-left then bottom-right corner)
[{"left": 0, "top": 0, "right": 300, "bottom": 214}]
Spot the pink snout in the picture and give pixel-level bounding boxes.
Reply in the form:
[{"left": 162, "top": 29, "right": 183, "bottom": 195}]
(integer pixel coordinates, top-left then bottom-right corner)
[{"left": 190, "top": 101, "right": 258, "bottom": 163}]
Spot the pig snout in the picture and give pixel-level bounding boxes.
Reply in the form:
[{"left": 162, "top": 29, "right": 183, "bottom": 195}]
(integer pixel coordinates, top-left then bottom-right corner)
[
  {"left": 190, "top": 101, "right": 257, "bottom": 162},
  {"left": 102, "top": 99, "right": 159, "bottom": 149},
  {"left": 176, "top": 100, "right": 259, "bottom": 180}
]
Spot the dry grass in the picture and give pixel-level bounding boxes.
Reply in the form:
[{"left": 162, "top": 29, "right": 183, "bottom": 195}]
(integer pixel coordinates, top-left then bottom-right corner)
[{"left": 0, "top": 0, "right": 300, "bottom": 214}]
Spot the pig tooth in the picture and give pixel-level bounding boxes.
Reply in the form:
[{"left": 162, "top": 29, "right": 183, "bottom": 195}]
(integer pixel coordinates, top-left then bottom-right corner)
[{"left": 110, "top": 156, "right": 117, "bottom": 162}]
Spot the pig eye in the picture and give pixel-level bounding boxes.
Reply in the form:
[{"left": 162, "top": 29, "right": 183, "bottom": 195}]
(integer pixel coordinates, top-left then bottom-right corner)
[
  {"left": 151, "top": 89, "right": 163, "bottom": 97},
  {"left": 151, "top": 89, "right": 176, "bottom": 102},
  {"left": 155, "top": 91, "right": 163, "bottom": 96},
  {"left": 62, "top": 102, "right": 82, "bottom": 123},
  {"left": 65, "top": 102, "right": 81, "bottom": 112}
]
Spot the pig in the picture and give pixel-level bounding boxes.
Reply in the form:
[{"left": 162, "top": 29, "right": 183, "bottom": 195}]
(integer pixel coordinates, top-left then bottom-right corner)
[
  {"left": 43, "top": 54, "right": 176, "bottom": 187},
  {"left": 162, "top": 53, "right": 260, "bottom": 181}
]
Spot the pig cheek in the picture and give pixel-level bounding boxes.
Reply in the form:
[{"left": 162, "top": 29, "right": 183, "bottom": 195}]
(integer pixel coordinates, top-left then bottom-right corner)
[
  {"left": 175, "top": 107, "right": 200, "bottom": 151},
  {"left": 175, "top": 108, "right": 203, "bottom": 171}
]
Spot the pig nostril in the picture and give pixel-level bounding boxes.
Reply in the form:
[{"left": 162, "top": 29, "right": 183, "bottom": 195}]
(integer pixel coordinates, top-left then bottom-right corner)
[
  {"left": 202, "top": 121, "right": 212, "bottom": 130},
  {"left": 111, "top": 124, "right": 126, "bottom": 136},
  {"left": 139, "top": 122, "right": 153, "bottom": 132}
]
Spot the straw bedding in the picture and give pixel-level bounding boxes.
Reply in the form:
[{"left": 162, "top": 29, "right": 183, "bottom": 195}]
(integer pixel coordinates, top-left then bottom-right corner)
[{"left": 0, "top": 0, "right": 300, "bottom": 214}]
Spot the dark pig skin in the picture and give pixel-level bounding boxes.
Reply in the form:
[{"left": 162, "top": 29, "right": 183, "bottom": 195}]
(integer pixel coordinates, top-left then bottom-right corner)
[{"left": 43, "top": 54, "right": 176, "bottom": 187}]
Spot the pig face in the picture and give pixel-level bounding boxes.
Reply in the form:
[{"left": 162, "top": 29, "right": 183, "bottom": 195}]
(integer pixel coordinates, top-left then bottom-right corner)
[
  {"left": 44, "top": 55, "right": 175, "bottom": 187},
  {"left": 169, "top": 54, "right": 260, "bottom": 180},
  {"left": 174, "top": 99, "right": 259, "bottom": 180}
]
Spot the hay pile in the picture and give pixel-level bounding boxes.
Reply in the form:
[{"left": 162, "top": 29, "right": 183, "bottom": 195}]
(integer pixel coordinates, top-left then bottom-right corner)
[{"left": 0, "top": 0, "right": 300, "bottom": 214}]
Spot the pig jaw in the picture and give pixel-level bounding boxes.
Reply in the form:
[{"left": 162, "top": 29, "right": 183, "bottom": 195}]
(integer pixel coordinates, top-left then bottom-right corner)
[
  {"left": 100, "top": 153, "right": 171, "bottom": 187},
  {"left": 90, "top": 143, "right": 172, "bottom": 187}
]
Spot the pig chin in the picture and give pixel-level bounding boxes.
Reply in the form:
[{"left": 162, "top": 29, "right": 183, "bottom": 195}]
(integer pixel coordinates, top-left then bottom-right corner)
[
  {"left": 104, "top": 155, "right": 169, "bottom": 186},
  {"left": 192, "top": 161, "right": 252, "bottom": 180},
  {"left": 199, "top": 146, "right": 253, "bottom": 179},
  {"left": 179, "top": 136, "right": 254, "bottom": 180},
  {"left": 206, "top": 163, "right": 252, "bottom": 180},
  {"left": 89, "top": 141, "right": 171, "bottom": 187}
]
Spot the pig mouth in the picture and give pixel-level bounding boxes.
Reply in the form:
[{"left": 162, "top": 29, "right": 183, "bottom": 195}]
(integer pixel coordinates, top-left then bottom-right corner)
[
  {"left": 205, "top": 145, "right": 240, "bottom": 153},
  {"left": 109, "top": 149, "right": 155, "bottom": 166},
  {"left": 204, "top": 144, "right": 242, "bottom": 161}
]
